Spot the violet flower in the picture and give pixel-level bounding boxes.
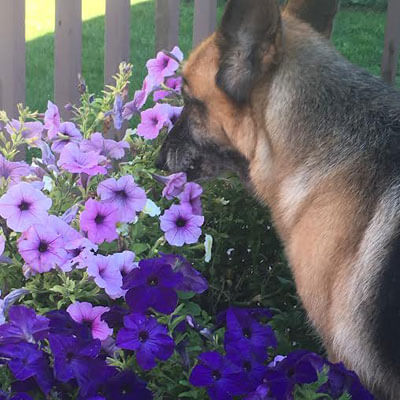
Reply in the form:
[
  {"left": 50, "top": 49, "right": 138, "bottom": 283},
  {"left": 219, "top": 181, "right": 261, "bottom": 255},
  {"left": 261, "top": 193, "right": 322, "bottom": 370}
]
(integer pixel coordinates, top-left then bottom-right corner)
[
  {"left": 0, "top": 155, "right": 31, "bottom": 186},
  {"left": 137, "top": 103, "right": 170, "bottom": 140},
  {"left": 58, "top": 143, "right": 107, "bottom": 176},
  {"left": 51, "top": 122, "right": 82, "bottom": 153},
  {"left": 6, "top": 120, "right": 43, "bottom": 144},
  {"left": 116, "top": 313, "right": 174, "bottom": 370},
  {"left": 80, "top": 132, "right": 129, "bottom": 160},
  {"left": 43, "top": 101, "right": 60, "bottom": 139},
  {"left": 80, "top": 199, "right": 119, "bottom": 244},
  {"left": 122, "top": 76, "right": 153, "bottom": 120},
  {"left": 160, "top": 204, "right": 204, "bottom": 247},
  {"left": 67, "top": 302, "right": 112, "bottom": 341},
  {"left": 178, "top": 182, "right": 203, "bottom": 215},
  {"left": 112, "top": 94, "right": 124, "bottom": 130},
  {"left": 109, "top": 250, "right": 137, "bottom": 277},
  {"left": 0, "top": 182, "right": 51, "bottom": 232},
  {"left": 153, "top": 172, "right": 187, "bottom": 200},
  {"left": 97, "top": 175, "right": 146, "bottom": 223}
]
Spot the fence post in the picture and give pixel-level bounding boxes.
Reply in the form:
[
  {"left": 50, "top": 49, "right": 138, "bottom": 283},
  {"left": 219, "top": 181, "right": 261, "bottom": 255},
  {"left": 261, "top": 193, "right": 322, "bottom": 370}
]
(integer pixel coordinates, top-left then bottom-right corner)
[
  {"left": 193, "top": 0, "right": 217, "bottom": 48},
  {"left": 0, "top": 0, "right": 25, "bottom": 118},
  {"left": 105, "top": 0, "right": 131, "bottom": 86},
  {"left": 155, "top": 0, "right": 180, "bottom": 53},
  {"left": 55, "top": 0, "right": 82, "bottom": 118},
  {"left": 381, "top": 0, "right": 400, "bottom": 85}
]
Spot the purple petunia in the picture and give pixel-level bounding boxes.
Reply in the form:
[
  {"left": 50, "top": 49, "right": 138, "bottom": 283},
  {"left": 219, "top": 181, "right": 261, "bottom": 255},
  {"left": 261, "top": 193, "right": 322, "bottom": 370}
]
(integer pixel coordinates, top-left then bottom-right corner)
[
  {"left": 58, "top": 143, "right": 107, "bottom": 176},
  {"left": 190, "top": 352, "right": 249, "bottom": 400},
  {"left": 17, "top": 224, "right": 66, "bottom": 273},
  {"left": 97, "top": 175, "right": 146, "bottom": 223},
  {"left": 51, "top": 122, "right": 82, "bottom": 153},
  {"left": 80, "top": 132, "right": 129, "bottom": 160},
  {"left": 178, "top": 182, "right": 203, "bottom": 215},
  {"left": 109, "top": 250, "right": 137, "bottom": 277},
  {"left": 80, "top": 199, "right": 119, "bottom": 244},
  {"left": 146, "top": 46, "right": 183, "bottom": 87},
  {"left": 0, "top": 155, "right": 31, "bottom": 186},
  {"left": 122, "top": 77, "right": 152, "bottom": 120},
  {"left": 153, "top": 76, "right": 183, "bottom": 102},
  {"left": 123, "top": 257, "right": 183, "bottom": 314},
  {"left": 112, "top": 94, "right": 124, "bottom": 130},
  {"left": 153, "top": 172, "right": 187, "bottom": 200},
  {"left": 0, "top": 182, "right": 51, "bottom": 232},
  {"left": 67, "top": 302, "right": 112, "bottom": 341},
  {"left": 160, "top": 204, "right": 204, "bottom": 247},
  {"left": 86, "top": 254, "right": 123, "bottom": 299},
  {"left": 137, "top": 103, "right": 171, "bottom": 140},
  {"left": 6, "top": 120, "right": 44, "bottom": 144},
  {"left": 43, "top": 101, "right": 60, "bottom": 139},
  {"left": 116, "top": 313, "right": 174, "bottom": 370}
]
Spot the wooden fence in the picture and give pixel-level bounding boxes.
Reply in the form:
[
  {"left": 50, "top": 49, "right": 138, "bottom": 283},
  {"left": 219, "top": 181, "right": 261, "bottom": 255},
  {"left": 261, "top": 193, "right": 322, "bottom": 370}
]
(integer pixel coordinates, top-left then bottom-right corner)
[{"left": 0, "top": 0, "right": 398, "bottom": 119}]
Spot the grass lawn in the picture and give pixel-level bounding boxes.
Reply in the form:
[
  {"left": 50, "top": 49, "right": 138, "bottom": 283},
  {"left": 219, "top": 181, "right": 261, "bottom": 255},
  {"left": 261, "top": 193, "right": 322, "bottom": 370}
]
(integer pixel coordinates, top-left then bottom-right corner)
[{"left": 26, "top": 2, "right": 392, "bottom": 111}]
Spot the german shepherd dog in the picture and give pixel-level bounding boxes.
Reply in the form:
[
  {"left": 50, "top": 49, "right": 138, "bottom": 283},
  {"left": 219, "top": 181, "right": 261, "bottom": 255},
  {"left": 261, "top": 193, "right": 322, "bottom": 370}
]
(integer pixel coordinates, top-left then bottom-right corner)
[{"left": 156, "top": 0, "right": 400, "bottom": 397}]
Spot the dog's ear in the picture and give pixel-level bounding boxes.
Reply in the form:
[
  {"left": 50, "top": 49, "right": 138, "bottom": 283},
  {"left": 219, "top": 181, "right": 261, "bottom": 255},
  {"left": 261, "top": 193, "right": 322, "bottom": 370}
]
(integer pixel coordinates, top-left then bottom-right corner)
[
  {"left": 284, "top": 0, "right": 338, "bottom": 38},
  {"left": 216, "top": 0, "right": 282, "bottom": 104}
]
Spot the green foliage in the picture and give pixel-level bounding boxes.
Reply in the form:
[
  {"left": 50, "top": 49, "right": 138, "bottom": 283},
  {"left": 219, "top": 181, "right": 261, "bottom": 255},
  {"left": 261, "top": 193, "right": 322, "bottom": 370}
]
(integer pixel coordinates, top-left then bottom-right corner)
[{"left": 340, "top": 0, "right": 387, "bottom": 11}]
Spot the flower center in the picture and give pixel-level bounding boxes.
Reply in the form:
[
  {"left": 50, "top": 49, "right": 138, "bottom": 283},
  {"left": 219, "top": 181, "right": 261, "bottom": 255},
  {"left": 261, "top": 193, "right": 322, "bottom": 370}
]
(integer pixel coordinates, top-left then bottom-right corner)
[
  {"left": 19, "top": 201, "right": 30, "bottom": 211},
  {"left": 243, "top": 327, "right": 252, "bottom": 339},
  {"left": 162, "top": 58, "right": 169, "bottom": 68},
  {"left": 115, "top": 189, "right": 128, "bottom": 200},
  {"left": 147, "top": 276, "right": 159, "bottom": 287},
  {"left": 151, "top": 117, "right": 159, "bottom": 126},
  {"left": 139, "top": 330, "right": 149, "bottom": 342},
  {"left": 66, "top": 351, "right": 74, "bottom": 363},
  {"left": 176, "top": 217, "right": 186, "bottom": 228},
  {"left": 38, "top": 241, "right": 49, "bottom": 253},
  {"left": 95, "top": 214, "right": 105, "bottom": 224},
  {"left": 243, "top": 361, "right": 252, "bottom": 373},
  {"left": 212, "top": 370, "right": 221, "bottom": 381}
]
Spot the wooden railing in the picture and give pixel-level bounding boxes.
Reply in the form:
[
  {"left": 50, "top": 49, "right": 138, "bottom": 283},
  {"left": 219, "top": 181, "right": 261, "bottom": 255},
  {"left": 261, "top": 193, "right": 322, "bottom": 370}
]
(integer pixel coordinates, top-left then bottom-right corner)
[{"left": 0, "top": 0, "right": 398, "bottom": 119}]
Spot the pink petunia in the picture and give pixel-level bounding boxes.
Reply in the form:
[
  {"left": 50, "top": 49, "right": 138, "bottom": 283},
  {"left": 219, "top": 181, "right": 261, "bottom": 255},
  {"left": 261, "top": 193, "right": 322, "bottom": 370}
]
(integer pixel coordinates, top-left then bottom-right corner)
[{"left": 67, "top": 301, "right": 113, "bottom": 341}]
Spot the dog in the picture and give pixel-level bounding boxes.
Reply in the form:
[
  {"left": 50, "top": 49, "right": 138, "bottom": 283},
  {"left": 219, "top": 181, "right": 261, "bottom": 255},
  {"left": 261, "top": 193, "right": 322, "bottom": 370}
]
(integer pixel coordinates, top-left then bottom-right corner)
[{"left": 156, "top": 0, "right": 400, "bottom": 397}]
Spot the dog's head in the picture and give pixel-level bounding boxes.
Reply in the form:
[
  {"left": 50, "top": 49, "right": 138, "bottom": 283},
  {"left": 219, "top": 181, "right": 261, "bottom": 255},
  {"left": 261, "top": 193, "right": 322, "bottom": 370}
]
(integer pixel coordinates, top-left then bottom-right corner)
[{"left": 156, "top": 0, "right": 338, "bottom": 181}]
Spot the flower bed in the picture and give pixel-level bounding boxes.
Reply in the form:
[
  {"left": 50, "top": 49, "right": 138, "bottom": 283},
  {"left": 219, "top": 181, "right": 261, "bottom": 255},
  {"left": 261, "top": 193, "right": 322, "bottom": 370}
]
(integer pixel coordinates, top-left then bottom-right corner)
[{"left": 0, "top": 49, "right": 373, "bottom": 399}]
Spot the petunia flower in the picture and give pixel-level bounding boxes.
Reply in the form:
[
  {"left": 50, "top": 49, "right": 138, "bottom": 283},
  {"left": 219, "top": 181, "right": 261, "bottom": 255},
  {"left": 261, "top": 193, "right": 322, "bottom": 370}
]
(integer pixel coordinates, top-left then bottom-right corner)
[
  {"left": 86, "top": 254, "right": 123, "bottom": 299},
  {"left": 160, "top": 204, "right": 204, "bottom": 247},
  {"left": 189, "top": 351, "right": 249, "bottom": 400},
  {"left": 51, "top": 122, "right": 82, "bottom": 153},
  {"left": 153, "top": 76, "right": 183, "bottom": 102},
  {"left": 178, "top": 182, "right": 203, "bottom": 215},
  {"left": 80, "top": 199, "right": 119, "bottom": 244},
  {"left": 67, "top": 302, "right": 112, "bottom": 341},
  {"left": 0, "top": 155, "right": 31, "bottom": 186},
  {"left": 153, "top": 172, "right": 187, "bottom": 200},
  {"left": 109, "top": 250, "right": 137, "bottom": 277},
  {"left": 0, "top": 305, "right": 49, "bottom": 345},
  {"left": 97, "top": 175, "right": 146, "bottom": 223},
  {"left": 58, "top": 143, "right": 107, "bottom": 176},
  {"left": 116, "top": 313, "right": 174, "bottom": 370},
  {"left": 142, "top": 199, "right": 161, "bottom": 217},
  {"left": 17, "top": 224, "right": 67, "bottom": 273},
  {"left": 6, "top": 119, "right": 44, "bottom": 144},
  {"left": 146, "top": 46, "right": 183, "bottom": 87},
  {"left": 123, "top": 257, "right": 183, "bottom": 314},
  {"left": 80, "top": 132, "right": 129, "bottom": 160},
  {"left": 112, "top": 94, "right": 124, "bottom": 130},
  {"left": 43, "top": 101, "right": 60, "bottom": 139},
  {"left": 64, "top": 237, "right": 97, "bottom": 270},
  {"left": 0, "top": 289, "right": 30, "bottom": 325},
  {"left": 0, "top": 182, "right": 51, "bottom": 232},
  {"left": 137, "top": 103, "right": 171, "bottom": 140}
]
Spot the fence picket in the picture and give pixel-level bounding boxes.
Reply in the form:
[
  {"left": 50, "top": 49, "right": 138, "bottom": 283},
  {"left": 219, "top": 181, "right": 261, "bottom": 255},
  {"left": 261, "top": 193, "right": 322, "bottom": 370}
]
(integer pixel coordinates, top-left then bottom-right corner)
[
  {"left": 155, "top": 0, "right": 180, "bottom": 53},
  {"left": 55, "top": 0, "right": 82, "bottom": 118},
  {"left": 105, "top": 0, "right": 131, "bottom": 86},
  {"left": 381, "top": 0, "right": 400, "bottom": 85},
  {"left": 0, "top": 0, "right": 25, "bottom": 118},
  {"left": 193, "top": 0, "right": 217, "bottom": 48}
]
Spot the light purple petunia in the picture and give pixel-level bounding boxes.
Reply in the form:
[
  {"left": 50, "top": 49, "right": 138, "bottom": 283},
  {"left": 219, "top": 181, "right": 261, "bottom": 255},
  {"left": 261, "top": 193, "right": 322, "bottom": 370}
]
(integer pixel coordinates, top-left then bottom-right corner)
[
  {"left": 146, "top": 46, "right": 183, "bottom": 87},
  {"left": 51, "top": 122, "right": 82, "bottom": 153},
  {"left": 137, "top": 103, "right": 170, "bottom": 140},
  {"left": 153, "top": 172, "right": 187, "bottom": 200},
  {"left": 64, "top": 237, "right": 97, "bottom": 270},
  {"left": 80, "top": 132, "right": 129, "bottom": 160},
  {"left": 17, "top": 224, "right": 66, "bottom": 273},
  {"left": 86, "top": 254, "right": 123, "bottom": 299},
  {"left": 67, "top": 301, "right": 112, "bottom": 341},
  {"left": 57, "top": 143, "right": 107, "bottom": 176},
  {"left": 0, "top": 182, "right": 52, "bottom": 232},
  {"left": 80, "top": 199, "right": 119, "bottom": 244},
  {"left": 153, "top": 76, "right": 183, "bottom": 102},
  {"left": 97, "top": 175, "right": 147, "bottom": 223},
  {"left": 112, "top": 94, "right": 124, "bottom": 130},
  {"left": 160, "top": 204, "right": 204, "bottom": 247},
  {"left": 110, "top": 250, "right": 137, "bottom": 277},
  {"left": 178, "top": 182, "right": 203, "bottom": 215},
  {"left": 165, "top": 105, "right": 183, "bottom": 131},
  {"left": 6, "top": 120, "right": 44, "bottom": 143},
  {"left": 0, "top": 234, "right": 4, "bottom": 257},
  {"left": 0, "top": 155, "right": 31, "bottom": 186},
  {"left": 123, "top": 77, "right": 153, "bottom": 120},
  {"left": 44, "top": 101, "right": 60, "bottom": 139}
]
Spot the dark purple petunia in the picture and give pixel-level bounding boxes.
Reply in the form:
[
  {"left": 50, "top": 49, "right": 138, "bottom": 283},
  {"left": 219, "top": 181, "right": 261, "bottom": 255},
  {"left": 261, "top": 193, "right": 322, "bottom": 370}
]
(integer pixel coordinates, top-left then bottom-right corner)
[
  {"left": 100, "top": 370, "right": 153, "bottom": 400},
  {"left": 189, "top": 351, "right": 249, "bottom": 400},
  {"left": 224, "top": 308, "right": 277, "bottom": 364},
  {"left": 246, "top": 370, "right": 292, "bottom": 400},
  {"left": 318, "top": 362, "right": 374, "bottom": 400},
  {"left": 0, "top": 305, "right": 49, "bottom": 345},
  {"left": 116, "top": 313, "right": 174, "bottom": 370},
  {"left": 159, "top": 253, "right": 208, "bottom": 294},
  {"left": 101, "top": 306, "right": 130, "bottom": 330},
  {"left": 123, "top": 257, "right": 183, "bottom": 314},
  {"left": 46, "top": 309, "right": 92, "bottom": 340}
]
